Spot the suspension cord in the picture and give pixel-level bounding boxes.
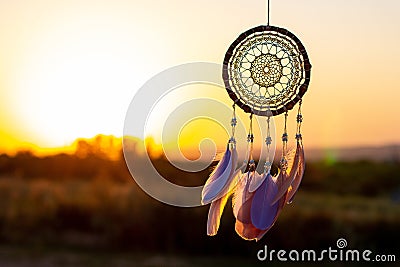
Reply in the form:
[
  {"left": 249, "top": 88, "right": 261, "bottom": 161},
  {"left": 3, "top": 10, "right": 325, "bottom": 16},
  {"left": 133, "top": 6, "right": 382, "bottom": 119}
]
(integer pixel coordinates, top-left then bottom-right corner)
[
  {"left": 267, "top": 0, "right": 270, "bottom": 26},
  {"left": 242, "top": 113, "right": 254, "bottom": 168},
  {"left": 282, "top": 111, "right": 288, "bottom": 156},
  {"left": 230, "top": 104, "right": 237, "bottom": 142},
  {"left": 264, "top": 116, "right": 272, "bottom": 173},
  {"left": 247, "top": 113, "right": 256, "bottom": 171},
  {"left": 248, "top": 113, "right": 253, "bottom": 141},
  {"left": 296, "top": 100, "right": 303, "bottom": 143},
  {"left": 280, "top": 111, "right": 289, "bottom": 170}
]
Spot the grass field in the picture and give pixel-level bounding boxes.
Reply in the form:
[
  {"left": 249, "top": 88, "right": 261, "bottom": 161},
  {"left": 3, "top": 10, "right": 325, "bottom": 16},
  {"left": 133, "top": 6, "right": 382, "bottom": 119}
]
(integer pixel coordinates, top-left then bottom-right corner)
[{"left": 0, "top": 147, "right": 399, "bottom": 266}]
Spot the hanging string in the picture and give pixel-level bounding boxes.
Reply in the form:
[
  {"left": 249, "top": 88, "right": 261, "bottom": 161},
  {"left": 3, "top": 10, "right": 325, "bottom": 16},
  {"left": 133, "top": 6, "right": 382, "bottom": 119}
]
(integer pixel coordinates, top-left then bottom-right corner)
[
  {"left": 267, "top": 0, "right": 270, "bottom": 26},
  {"left": 247, "top": 113, "right": 254, "bottom": 144},
  {"left": 230, "top": 104, "right": 237, "bottom": 143},
  {"left": 280, "top": 111, "right": 289, "bottom": 170},
  {"left": 282, "top": 111, "right": 288, "bottom": 153},
  {"left": 247, "top": 113, "right": 255, "bottom": 171},
  {"left": 296, "top": 100, "right": 303, "bottom": 142},
  {"left": 264, "top": 116, "right": 272, "bottom": 173}
]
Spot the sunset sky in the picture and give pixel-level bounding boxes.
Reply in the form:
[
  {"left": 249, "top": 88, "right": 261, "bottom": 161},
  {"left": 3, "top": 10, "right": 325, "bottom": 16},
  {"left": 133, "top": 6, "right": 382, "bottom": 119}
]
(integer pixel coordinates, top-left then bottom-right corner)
[{"left": 1, "top": 0, "right": 400, "bottom": 155}]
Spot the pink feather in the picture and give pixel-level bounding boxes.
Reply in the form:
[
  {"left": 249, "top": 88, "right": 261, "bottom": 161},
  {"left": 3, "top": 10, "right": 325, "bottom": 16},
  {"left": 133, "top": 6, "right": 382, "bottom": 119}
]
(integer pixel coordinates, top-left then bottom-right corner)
[
  {"left": 234, "top": 187, "right": 263, "bottom": 240},
  {"left": 235, "top": 218, "right": 265, "bottom": 241},
  {"left": 206, "top": 191, "right": 231, "bottom": 236},
  {"left": 286, "top": 142, "right": 305, "bottom": 203},
  {"left": 232, "top": 171, "right": 254, "bottom": 219},
  {"left": 205, "top": 168, "right": 241, "bottom": 236},
  {"left": 248, "top": 171, "right": 266, "bottom": 193},
  {"left": 271, "top": 142, "right": 301, "bottom": 205}
]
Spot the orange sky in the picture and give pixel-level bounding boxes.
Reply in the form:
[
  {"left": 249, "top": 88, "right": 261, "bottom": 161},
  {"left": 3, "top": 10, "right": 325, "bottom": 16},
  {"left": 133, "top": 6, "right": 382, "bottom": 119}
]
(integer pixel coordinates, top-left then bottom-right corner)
[{"left": 1, "top": 0, "right": 400, "bottom": 155}]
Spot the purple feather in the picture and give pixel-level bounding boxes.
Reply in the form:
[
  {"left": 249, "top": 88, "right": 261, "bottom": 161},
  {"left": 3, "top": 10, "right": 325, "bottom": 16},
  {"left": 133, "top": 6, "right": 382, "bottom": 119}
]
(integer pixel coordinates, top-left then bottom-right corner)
[
  {"left": 211, "top": 147, "right": 238, "bottom": 201},
  {"left": 209, "top": 145, "right": 231, "bottom": 179},
  {"left": 250, "top": 174, "right": 279, "bottom": 230},
  {"left": 201, "top": 145, "right": 232, "bottom": 204}
]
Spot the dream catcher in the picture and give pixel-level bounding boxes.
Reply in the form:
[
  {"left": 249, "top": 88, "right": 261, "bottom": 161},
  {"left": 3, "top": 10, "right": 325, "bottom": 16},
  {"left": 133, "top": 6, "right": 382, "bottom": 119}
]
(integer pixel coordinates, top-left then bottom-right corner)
[{"left": 201, "top": 0, "right": 311, "bottom": 241}]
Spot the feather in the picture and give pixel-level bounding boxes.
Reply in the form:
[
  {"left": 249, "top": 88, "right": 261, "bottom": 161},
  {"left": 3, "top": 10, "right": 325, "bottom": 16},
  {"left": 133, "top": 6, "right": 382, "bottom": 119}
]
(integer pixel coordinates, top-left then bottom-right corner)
[
  {"left": 205, "top": 167, "right": 241, "bottom": 236},
  {"left": 235, "top": 219, "right": 264, "bottom": 241},
  {"left": 232, "top": 171, "right": 253, "bottom": 218},
  {"left": 204, "top": 144, "right": 241, "bottom": 235},
  {"left": 235, "top": 195, "right": 281, "bottom": 241},
  {"left": 201, "top": 144, "right": 238, "bottom": 204},
  {"left": 254, "top": 189, "right": 288, "bottom": 241},
  {"left": 250, "top": 174, "right": 279, "bottom": 230},
  {"left": 234, "top": 186, "right": 263, "bottom": 240},
  {"left": 271, "top": 143, "right": 301, "bottom": 205},
  {"left": 206, "top": 189, "right": 232, "bottom": 236},
  {"left": 232, "top": 172, "right": 247, "bottom": 218},
  {"left": 210, "top": 147, "right": 239, "bottom": 201},
  {"left": 234, "top": 173, "right": 288, "bottom": 241},
  {"left": 236, "top": 192, "right": 254, "bottom": 224},
  {"left": 208, "top": 145, "right": 231, "bottom": 181},
  {"left": 248, "top": 171, "right": 266, "bottom": 193},
  {"left": 286, "top": 142, "right": 305, "bottom": 203}
]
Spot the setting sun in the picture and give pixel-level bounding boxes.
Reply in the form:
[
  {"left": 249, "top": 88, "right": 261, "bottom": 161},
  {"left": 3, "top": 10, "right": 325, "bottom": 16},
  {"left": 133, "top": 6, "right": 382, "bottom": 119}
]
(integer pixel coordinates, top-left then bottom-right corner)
[
  {"left": 0, "top": 1, "right": 173, "bottom": 153},
  {"left": 7, "top": 11, "right": 147, "bottom": 147}
]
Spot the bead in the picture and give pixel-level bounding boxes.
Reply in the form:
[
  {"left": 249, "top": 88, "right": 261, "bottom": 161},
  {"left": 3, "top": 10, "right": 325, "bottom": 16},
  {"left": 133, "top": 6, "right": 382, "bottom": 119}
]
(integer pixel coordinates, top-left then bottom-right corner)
[
  {"left": 229, "top": 137, "right": 236, "bottom": 144},
  {"left": 296, "top": 133, "right": 302, "bottom": 140},
  {"left": 231, "top": 117, "right": 237, "bottom": 127},
  {"left": 297, "top": 114, "right": 303, "bottom": 123},
  {"left": 247, "top": 134, "right": 254, "bottom": 143},
  {"left": 249, "top": 160, "right": 256, "bottom": 171},
  {"left": 280, "top": 157, "right": 288, "bottom": 171},
  {"left": 282, "top": 133, "right": 288, "bottom": 142},
  {"left": 264, "top": 161, "right": 271, "bottom": 172},
  {"left": 265, "top": 136, "right": 272, "bottom": 145}
]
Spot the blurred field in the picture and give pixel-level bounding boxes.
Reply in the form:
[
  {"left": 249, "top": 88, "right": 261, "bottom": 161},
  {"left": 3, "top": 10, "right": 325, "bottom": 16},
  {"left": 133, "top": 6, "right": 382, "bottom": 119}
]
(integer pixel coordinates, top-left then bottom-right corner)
[{"left": 0, "top": 136, "right": 399, "bottom": 266}]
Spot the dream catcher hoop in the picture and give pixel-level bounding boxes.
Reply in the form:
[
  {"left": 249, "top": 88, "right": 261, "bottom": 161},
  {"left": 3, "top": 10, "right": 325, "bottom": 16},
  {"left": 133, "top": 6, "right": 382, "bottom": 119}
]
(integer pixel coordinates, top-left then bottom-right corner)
[
  {"left": 201, "top": 0, "right": 311, "bottom": 241},
  {"left": 222, "top": 25, "right": 311, "bottom": 116}
]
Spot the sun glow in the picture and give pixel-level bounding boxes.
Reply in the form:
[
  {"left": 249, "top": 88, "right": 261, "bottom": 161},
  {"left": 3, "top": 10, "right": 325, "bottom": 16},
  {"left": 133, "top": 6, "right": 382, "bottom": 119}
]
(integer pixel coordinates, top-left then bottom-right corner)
[
  {"left": 1, "top": 3, "right": 171, "bottom": 152},
  {"left": 11, "top": 20, "right": 144, "bottom": 147}
]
